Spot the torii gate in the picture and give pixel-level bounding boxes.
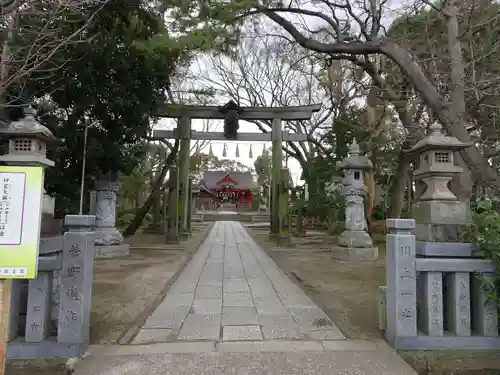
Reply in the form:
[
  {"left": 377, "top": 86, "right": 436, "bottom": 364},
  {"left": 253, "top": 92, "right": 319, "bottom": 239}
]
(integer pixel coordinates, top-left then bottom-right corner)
[{"left": 154, "top": 101, "right": 321, "bottom": 243}]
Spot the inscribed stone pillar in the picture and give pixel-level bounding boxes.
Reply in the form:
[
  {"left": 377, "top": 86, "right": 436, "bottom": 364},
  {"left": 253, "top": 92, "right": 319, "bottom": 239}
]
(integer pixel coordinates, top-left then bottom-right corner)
[
  {"left": 58, "top": 215, "right": 96, "bottom": 348},
  {"left": 94, "top": 179, "right": 129, "bottom": 258}
]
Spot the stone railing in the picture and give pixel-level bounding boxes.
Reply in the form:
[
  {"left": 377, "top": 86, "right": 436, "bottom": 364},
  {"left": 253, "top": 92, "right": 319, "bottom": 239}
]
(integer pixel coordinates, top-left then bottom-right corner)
[
  {"left": 7, "top": 215, "right": 96, "bottom": 358},
  {"left": 379, "top": 219, "right": 500, "bottom": 350}
]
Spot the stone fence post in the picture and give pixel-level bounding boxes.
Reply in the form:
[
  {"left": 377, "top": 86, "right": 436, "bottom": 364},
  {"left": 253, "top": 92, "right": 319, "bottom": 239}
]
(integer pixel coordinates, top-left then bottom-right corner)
[
  {"left": 385, "top": 218, "right": 417, "bottom": 347},
  {"left": 57, "top": 215, "right": 96, "bottom": 345}
]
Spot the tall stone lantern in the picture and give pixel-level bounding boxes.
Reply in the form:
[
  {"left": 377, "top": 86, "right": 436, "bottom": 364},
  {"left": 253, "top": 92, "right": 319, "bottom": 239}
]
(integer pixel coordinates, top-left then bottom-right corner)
[
  {"left": 331, "top": 140, "right": 378, "bottom": 262},
  {"left": 405, "top": 122, "right": 470, "bottom": 244},
  {"left": 0, "top": 107, "right": 61, "bottom": 338},
  {"left": 0, "top": 108, "right": 60, "bottom": 235}
]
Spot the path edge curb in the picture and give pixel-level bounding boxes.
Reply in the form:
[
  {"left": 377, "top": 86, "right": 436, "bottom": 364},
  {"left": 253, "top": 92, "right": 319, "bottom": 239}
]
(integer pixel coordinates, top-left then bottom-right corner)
[{"left": 116, "top": 223, "right": 215, "bottom": 345}]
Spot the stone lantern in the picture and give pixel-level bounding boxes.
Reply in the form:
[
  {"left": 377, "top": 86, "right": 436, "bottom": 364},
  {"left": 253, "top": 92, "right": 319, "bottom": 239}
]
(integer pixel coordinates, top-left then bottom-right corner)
[
  {"left": 331, "top": 140, "right": 378, "bottom": 262},
  {"left": 0, "top": 107, "right": 57, "bottom": 220},
  {"left": 0, "top": 106, "right": 55, "bottom": 167},
  {"left": 405, "top": 122, "right": 470, "bottom": 243}
]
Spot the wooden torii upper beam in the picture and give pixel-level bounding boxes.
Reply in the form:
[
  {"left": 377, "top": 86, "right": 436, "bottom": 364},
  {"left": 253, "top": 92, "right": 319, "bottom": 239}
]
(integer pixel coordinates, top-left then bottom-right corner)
[
  {"left": 154, "top": 103, "right": 322, "bottom": 142},
  {"left": 156, "top": 103, "right": 322, "bottom": 121}
]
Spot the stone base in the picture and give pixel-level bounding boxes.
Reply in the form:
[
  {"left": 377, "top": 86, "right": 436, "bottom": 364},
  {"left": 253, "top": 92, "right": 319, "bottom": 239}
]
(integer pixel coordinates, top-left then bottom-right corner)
[
  {"left": 331, "top": 245, "right": 378, "bottom": 262},
  {"left": 143, "top": 222, "right": 164, "bottom": 234},
  {"left": 338, "top": 230, "right": 373, "bottom": 248},
  {"left": 165, "top": 233, "right": 180, "bottom": 244},
  {"left": 95, "top": 243, "right": 130, "bottom": 259},
  {"left": 179, "top": 232, "right": 190, "bottom": 240},
  {"left": 269, "top": 233, "right": 293, "bottom": 247},
  {"left": 95, "top": 226, "right": 124, "bottom": 246}
]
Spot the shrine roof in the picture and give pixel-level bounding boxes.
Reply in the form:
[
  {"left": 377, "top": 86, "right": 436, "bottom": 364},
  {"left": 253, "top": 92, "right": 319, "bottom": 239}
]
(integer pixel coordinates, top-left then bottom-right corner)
[{"left": 200, "top": 171, "right": 256, "bottom": 190}]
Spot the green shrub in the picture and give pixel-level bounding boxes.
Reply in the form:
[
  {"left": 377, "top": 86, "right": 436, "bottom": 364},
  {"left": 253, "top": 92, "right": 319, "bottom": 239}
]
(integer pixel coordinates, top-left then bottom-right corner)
[{"left": 463, "top": 198, "right": 500, "bottom": 307}]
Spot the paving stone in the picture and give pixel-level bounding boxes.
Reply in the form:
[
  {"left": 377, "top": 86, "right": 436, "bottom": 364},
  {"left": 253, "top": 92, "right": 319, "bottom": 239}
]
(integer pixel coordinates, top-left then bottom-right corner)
[
  {"left": 223, "top": 279, "right": 250, "bottom": 293},
  {"left": 177, "top": 314, "right": 221, "bottom": 340},
  {"left": 223, "top": 293, "right": 254, "bottom": 307},
  {"left": 162, "top": 293, "right": 194, "bottom": 307},
  {"left": 132, "top": 329, "right": 172, "bottom": 344},
  {"left": 191, "top": 299, "right": 222, "bottom": 315},
  {"left": 289, "top": 307, "right": 333, "bottom": 330},
  {"left": 195, "top": 285, "right": 222, "bottom": 299},
  {"left": 222, "top": 325, "right": 263, "bottom": 341},
  {"left": 304, "top": 329, "right": 346, "bottom": 340},
  {"left": 222, "top": 306, "right": 258, "bottom": 326},
  {"left": 144, "top": 305, "right": 190, "bottom": 329},
  {"left": 253, "top": 298, "right": 289, "bottom": 315},
  {"left": 279, "top": 293, "right": 317, "bottom": 308},
  {"left": 258, "top": 315, "right": 303, "bottom": 340}
]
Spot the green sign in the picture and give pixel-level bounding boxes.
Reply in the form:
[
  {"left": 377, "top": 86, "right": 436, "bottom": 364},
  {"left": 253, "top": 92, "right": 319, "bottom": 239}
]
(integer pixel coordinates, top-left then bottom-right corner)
[{"left": 0, "top": 166, "right": 44, "bottom": 279}]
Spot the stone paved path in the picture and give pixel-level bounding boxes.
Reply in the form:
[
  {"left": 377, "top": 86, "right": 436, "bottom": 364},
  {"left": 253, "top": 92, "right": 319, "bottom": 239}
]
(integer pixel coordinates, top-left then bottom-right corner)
[
  {"left": 133, "top": 221, "right": 345, "bottom": 344},
  {"left": 74, "top": 221, "right": 417, "bottom": 374}
]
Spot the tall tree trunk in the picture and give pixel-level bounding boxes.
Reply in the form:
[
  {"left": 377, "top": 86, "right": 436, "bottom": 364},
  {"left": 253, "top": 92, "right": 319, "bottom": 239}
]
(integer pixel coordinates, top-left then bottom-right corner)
[
  {"left": 388, "top": 149, "right": 410, "bottom": 218},
  {"left": 123, "top": 141, "right": 179, "bottom": 237},
  {"left": 444, "top": 2, "right": 473, "bottom": 203}
]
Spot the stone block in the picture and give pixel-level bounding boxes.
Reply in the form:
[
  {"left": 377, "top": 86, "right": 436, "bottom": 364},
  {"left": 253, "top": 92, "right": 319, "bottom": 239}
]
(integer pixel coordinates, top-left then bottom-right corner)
[
  {"left": 386, "top": 219, "right": 415, "bottom": 231},
  {"left": 223, "top": 293, "right": 253, "bottom": 307},
  {"left": 289, "top": 307, "right": 333, "bottom": 330},
  {"left": 64, "top": 214, "right": 96, "bottom": 228},
  {"left": 177, "top": 314, "right": 221, "bottom": 340},
  {"left": 418, "top": 272, "right": 444, "bottom": 336},
  {"left": 222, "top": 306, "right": 258, "bottom": 326},
  {"left": 191, "top": 299, "right": 222, "bottom": 315},
  {"left": 471, "top": 273, "right": 498, "bottom": 336},
  {"left": 385, "top": 222, "right": 417, "bottom": 345},
  {"left": 94, "top": 227, "right": 124, "bottom": 246},
  {"left": 338, "top": 230, "right": 373, "bottom": 248},
  {"left": 144, "top": 305, "right": 190, "bottom": 330},
  {"left": 331, "top": 246, "right": 378, "bottom": 262},
  {"left": 258, "top": 315, "right": 303, "bottom": 340},
  {"left": 25, "top": 272, "right": 52, "bottom": 342},
  {"left": 412, "top": 200, "right": 471, "bottom": 225},
  {"left": 94, "top": 243, "right": 130, "bottom": 259},
  {"left": 254, "top": 298, "right": 289, "bottom": 315},
  {"left": 222, "top": 325, "right": 263, "bottom": 341},
  {"left": 162, "top": 293, "right": 194, "bottom": 307},
  {"left": 446, "top": 272, "right": 471, "bottom": 336},
  {"left": 195, "top": 286, "right": 222, "bottom": 299},
  {"left": 223, "top": 279, "right": 250, "bottom": 293},
  {"left": 132, "top": 329, "right": 172, "bottom": 344}
]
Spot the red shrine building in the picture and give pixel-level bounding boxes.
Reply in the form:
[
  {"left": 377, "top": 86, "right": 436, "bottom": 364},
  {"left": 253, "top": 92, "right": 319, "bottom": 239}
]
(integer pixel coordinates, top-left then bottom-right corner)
[{"left": 197, "top": 171, "right": 256, "bottom": 210}]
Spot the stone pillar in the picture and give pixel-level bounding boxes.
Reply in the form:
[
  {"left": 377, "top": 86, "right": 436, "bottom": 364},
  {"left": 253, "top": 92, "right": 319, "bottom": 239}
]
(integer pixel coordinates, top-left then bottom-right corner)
[
  {"left": 166, "top": 165, "right": 180, "bottom": 244},
  {"left": 186, "top": 178, "right": 192, "bottom": 234},
  {"left": 58, "top": 215, "right": 96, "bottom": 351},
  {"left": 178, "top": 116, "right": 191, "bottom": 235},
  {"left": 385, "top": 219, "right": 417, "bottom": 347},
  {"left": 94, "top": 180, "right": 129, "bottom": 258},
  {"left": 331, "top": 140, "right": 378, "bottom": 261},
  {"left": 270, "top": 118, "right": 282, "bottom": 235},
  {"left": 144, "top": 171, "right": 163, "bottom": 234}
]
